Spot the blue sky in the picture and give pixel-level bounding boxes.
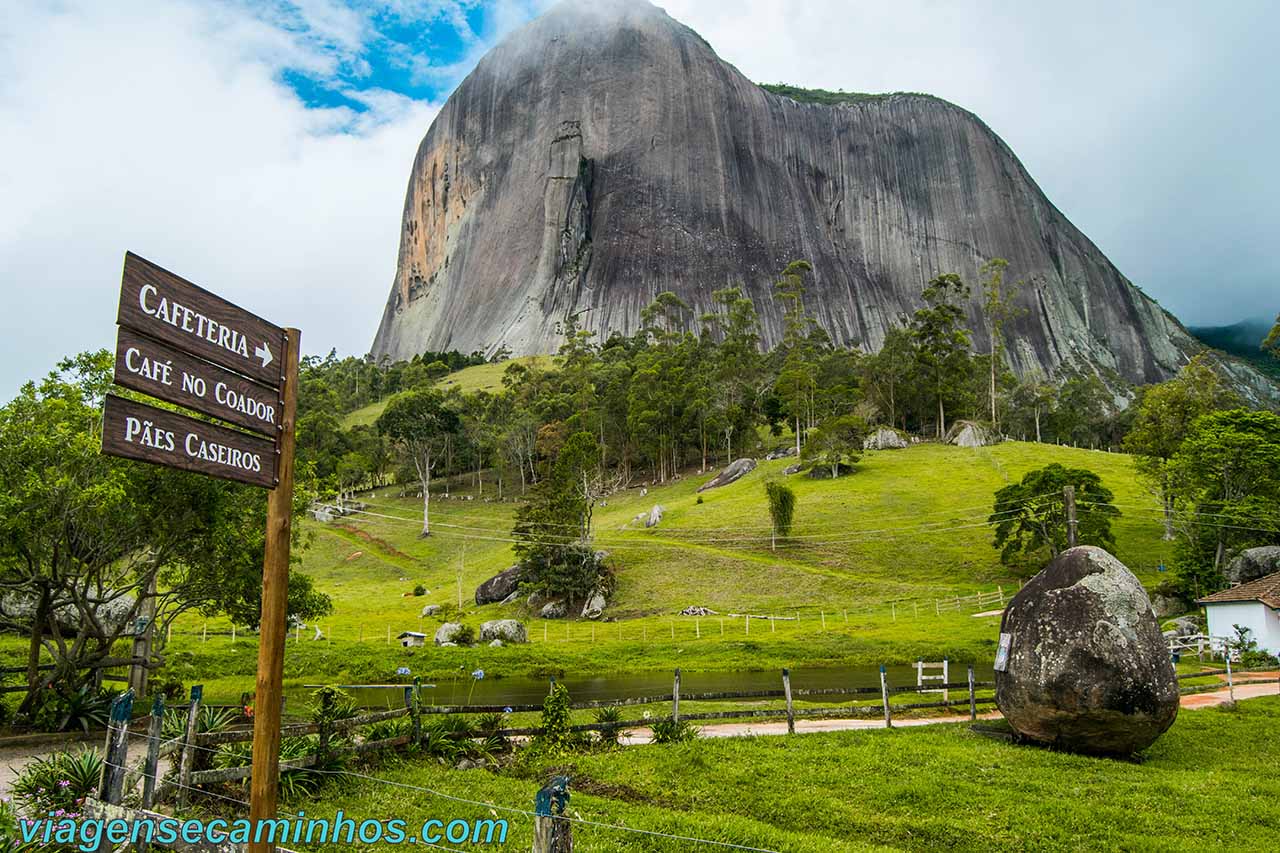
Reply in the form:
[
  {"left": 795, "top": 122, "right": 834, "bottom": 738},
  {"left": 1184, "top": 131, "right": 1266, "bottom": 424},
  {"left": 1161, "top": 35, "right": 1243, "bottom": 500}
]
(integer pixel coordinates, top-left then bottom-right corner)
[{"left": 1, "top": 0, "right": 1277, "bottom": 398}]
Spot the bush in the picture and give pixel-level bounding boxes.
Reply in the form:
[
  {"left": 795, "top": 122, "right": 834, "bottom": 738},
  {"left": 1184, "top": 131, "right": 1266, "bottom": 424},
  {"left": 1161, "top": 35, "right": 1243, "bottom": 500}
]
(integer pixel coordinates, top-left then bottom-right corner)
[
  {"left": 11, "top": 747, "right": 103, "bottom": 815},
  {"left": 162, "top": 704, "right": 238, "bottom": 741},
  {"left": 31, "top": 686, "right": 118, "bottom": 734},
  {"left": 650, "top": 715, "right": 699, "bottom": 744},
  {"left": 452, "top": 624, "right": 476, "bottom": 646},
  {"left": 593, "top": 705, "right": 629, "bottom": 747},
  {"left": 530, "top": 683, "right": 578, "bottom": 756},
  {"left": 413, "top": 584, "right": 427, "bottom": 597}
]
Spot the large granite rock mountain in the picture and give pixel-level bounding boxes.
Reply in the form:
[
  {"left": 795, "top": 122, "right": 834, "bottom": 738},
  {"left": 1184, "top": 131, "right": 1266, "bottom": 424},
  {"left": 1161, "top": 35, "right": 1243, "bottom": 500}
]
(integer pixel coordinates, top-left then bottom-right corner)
[
  {"left": 371, "top": 0, "right": 1207, "bottom": 386},
  {"left": 995, "top": 546, "right": 1179, "bottom": 755}
]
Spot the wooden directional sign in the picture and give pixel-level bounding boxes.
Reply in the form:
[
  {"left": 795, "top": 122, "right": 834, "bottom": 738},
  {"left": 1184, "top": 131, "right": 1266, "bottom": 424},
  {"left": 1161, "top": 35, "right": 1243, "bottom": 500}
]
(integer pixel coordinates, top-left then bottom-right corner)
[
  {"left": 117, "top": 252, "right": 286, "bottom": 388},
  {"left": 112, "top": 327, "right": 282, "bottom": 437},
  {"left": 102, "top": 395, "right": 277, "bottom": 488}
]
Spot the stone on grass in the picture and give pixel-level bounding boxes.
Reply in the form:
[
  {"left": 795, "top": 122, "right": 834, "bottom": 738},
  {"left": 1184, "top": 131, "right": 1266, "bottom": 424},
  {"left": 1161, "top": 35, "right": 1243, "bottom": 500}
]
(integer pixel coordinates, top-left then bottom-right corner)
[
  {"left": 489, "top": 639, "right": 504, "bottom": 648},
  {"left": 697, "top": 458, "right": 756, "bottom": 492},
  {"left": 863, "top": 427, "right": 909, "bottom": 450},
  {"left": 945, "top": 420, "right": 997, "bottom": 448},
  {"left": 480, "top": 619, "right": 528, "bottom": 644},
  {"left": 645, "top": 505, "right": 664, "bottom": 528},
  {"left": 995, "top": 546, "right": 1178, "bottom": 755},
  {"left": 475, "top": 565, "right": 524, "bottom": 605},
  {"left": 420, "top": 604, "right": 440, "bottom": 618},
  {"left": 434, "top": 622, "right": 468, "bottom": 646},
  {"left": 581, "top": 589, "right": 608, "bottom": 620},
  {"left": 1225, "top": 546, "right": 1280, "bottom": 585}
]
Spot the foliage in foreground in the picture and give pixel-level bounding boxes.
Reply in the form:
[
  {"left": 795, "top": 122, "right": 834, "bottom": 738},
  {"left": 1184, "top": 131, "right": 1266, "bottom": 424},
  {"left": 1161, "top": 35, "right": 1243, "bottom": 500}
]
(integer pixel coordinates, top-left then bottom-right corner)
[
  {"left": 989, "top": 463, "right": 1119, "bottom": 570},
  {"left": 10, "top": 747, "right": 102, "bottom": 816}
]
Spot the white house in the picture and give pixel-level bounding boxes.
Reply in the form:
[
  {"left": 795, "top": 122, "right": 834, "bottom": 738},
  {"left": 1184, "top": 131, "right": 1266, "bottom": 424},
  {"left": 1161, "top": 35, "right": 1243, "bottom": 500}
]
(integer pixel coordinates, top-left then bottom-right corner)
[
  {"left": 397, "top": 631, "right": 427, "bottom": 648},
  {"left": 1197, "top": 571, "right": 1280, "bottom": 656}
]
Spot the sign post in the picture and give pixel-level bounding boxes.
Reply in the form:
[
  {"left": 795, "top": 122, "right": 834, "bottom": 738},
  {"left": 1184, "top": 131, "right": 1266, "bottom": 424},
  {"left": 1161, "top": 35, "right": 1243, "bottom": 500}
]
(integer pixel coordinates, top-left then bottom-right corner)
[
  {"left": 247, "top": 327, "right": 299, "bottom": 853},
  {"left": 100, "top": 252, "right": 297, "bottom": 851}
]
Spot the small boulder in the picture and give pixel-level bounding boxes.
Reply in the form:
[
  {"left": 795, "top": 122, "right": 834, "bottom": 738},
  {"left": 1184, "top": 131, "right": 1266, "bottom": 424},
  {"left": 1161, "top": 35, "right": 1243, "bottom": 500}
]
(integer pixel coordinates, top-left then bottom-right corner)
[
  {"left": 863, "top": 427, "right": 909, "bottom": 451},
  {"left": 434, "top": 622, "right": 467, "bottom": 646},
  {"left": 995, "top": 546, "right": 1178, "bottom": 755},
  {"left": 527, "top": 591, "right": 546, "bottom": 610},
  {"left": 1149, "top": 592, "right": 1188, "bottom": 619},
  {"left": 581, "top": 589, "right": 607, "bottom": 620},
  {"left": 480, "top": 619, "right": 528, "bottom": 644},
  {"left": 697, "top": 458, "right": 756, "bottom": 492},
  {"left": 489, "top": 639, "right": 503, "bottom": 648},
  {"left": 1225, "top": 546, "right": 1280, "bottom": 585},
  {"left": 782, "top": 462, "right": 805, "bottom": 476},
  {"left": 540, "top": 600, "right": 568, "bottom": 620},
  {"left": 420, "top": 604, "right": 440, "bottom": 618},
  {"left": 475, "top": 565, "right": 524, "bottom": 605},
  {"left": 765, "top": 446, "right": 797, "bottom": 460},
  {"left": 680, "top": 605, "right": 716, "bottom": 616},
  {"left": 645, "top": 505, "right": 664, "bottom": 528}
]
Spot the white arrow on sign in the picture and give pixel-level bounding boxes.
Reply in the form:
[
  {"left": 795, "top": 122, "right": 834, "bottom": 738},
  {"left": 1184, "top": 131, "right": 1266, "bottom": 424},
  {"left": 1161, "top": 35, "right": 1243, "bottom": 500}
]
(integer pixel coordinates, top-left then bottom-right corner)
[{"left": 255, "top": 341, "right": 274, "bottom": 369}]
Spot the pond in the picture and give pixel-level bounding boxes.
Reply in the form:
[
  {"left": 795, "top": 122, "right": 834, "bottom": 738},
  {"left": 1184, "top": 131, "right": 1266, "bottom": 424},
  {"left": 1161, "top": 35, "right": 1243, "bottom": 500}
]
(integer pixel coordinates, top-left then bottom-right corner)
[{"left": 341, "top": 662, "right": 996, "bottom": 710}]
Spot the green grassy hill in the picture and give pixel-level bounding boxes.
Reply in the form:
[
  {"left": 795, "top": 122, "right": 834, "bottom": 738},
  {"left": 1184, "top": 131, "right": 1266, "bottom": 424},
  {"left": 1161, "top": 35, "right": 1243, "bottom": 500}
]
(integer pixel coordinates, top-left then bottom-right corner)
[
  {"left": 168, "top": 441, "right": 1174, "bottom": 701},
  {"left": 341, "top": 356, "right": 553, "bottom": 428}
]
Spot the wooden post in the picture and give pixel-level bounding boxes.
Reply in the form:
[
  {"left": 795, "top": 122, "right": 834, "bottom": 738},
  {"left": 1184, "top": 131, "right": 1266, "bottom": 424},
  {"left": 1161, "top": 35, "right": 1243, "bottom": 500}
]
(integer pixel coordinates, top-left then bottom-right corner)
[
  {"left": 670, "top": 621, "right": 674, "bottom": 639},
  {"left": 891, "top": 603, "right": 895, "bottom": 622},
  {"left": 248, "top": 327, "right": 300, "bottom": 853},
  {"left": 914, "top": 602, "right": 918, "bottom": 618},
  {"left": 98, "top": 690, "right": 134, "bottom": 804},
  {"left": 997, "top": 585, "right": 1004, "bottom": 604},
  {"left": 316, "top": 688, "right": 334, "bottom": 765},
  {"left": 968, "top": 666, "right": 977, "bottom": 721},
  {"left": 141, "top": 695, "right": 165, "bottom": 811},
  {"left": 532, "top": 776, "right": 573, "bottom": 853},
  {"left": 129, "top": 574, "right": 157, "bottom": 698},
  {"left": 544, "top": 623, "right": 548, "bottom": 642},
  {"left": 672, "top": 669, "right": 681, "bottom": 722},
  {"left": 1226, "top": 655, "right": 1235, "bottom": 705},
  {"left": 935, "top": 599, "right": 940, "bottom": 615},
  {"left": 386, "top": 624, "right": 391, "bottom": 645},
  {"left": 176, "top": 685, "right": 203, "bottom": 809},
  {"left": 695, "top": 619, "right": 700, "bottom": 639},
  {"left": 782, "top": 669, "right": 795, "bottom": 735},
  {"left": 843, "top": 609, "right": 848, "bottom": 623},
  {"left": 821, "top": 611, "right": 826, "bottom": 630},
  {"left": 201, "top": 623, "right": 207, "bottom": 643},
  {"left": 879, "top": 666, "right": 892, "bottom": 729},
  {"left": 745, "top": 615, "right": 749, "bottom": 635},
  {"left": 1064, "top": 485, "right": 1078, "bottom": 548},
  {"left": 771, "top": 616, "right": 776, "bottom": 633},
  {"left": 231, "top": 624, "right": 236, "bottom": 644},
  {"left": 720, "top": 618, "right": 725, "bottom": 637}
]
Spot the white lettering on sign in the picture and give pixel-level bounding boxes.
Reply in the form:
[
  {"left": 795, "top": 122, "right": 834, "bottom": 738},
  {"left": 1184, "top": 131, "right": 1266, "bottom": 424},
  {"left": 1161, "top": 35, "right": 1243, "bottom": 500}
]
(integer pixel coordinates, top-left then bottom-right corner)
[
  {"left": 138, "top": 283, "right": 266, "bottom": 364},
  {"left": 123, "top": 346, "right": 173, "bottom": 386},
  {"left": 214, "top": 382, "right": 277, "bottom": 425},
  {"left": 184, "top": 432, "right": 262, "bottom": 473},
  {"left": 123, "top": 416, "right": 176, "bottom": 452},
  {"left": 181, "top": 372, "right": 207, "bottom": 398}
]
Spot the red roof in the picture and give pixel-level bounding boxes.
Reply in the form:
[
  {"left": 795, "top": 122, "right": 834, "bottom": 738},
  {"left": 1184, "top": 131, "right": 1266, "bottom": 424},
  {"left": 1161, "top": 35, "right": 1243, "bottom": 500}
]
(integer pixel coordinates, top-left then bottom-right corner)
[{"left": 1196, "top": 571, "right": 1280, "bottom": 609}]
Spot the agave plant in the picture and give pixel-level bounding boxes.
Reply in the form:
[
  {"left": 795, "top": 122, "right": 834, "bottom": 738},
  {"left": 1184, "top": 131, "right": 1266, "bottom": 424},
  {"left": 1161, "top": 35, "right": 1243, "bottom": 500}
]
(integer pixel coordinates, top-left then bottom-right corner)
[
  {"left": 161, "top": 704, "right": 238, "bottom": 740},
  {"left": 11, "top": 747, "right": 103, "bottom": 814},
  {"left": 593, "top": 705, "right": 630, "bottom": 747}
]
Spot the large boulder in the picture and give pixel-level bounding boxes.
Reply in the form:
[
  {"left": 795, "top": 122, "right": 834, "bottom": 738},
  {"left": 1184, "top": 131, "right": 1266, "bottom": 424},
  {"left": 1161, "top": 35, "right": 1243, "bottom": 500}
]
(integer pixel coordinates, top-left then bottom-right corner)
[
  {"left": 0, "top": 590, "right": 137, "bottom": 636},
  {"left": 697, "top": 458, "right": 756, "bottom": 492},
  {"left": 995, "top": 546, "right": 1178, "bottom": 755},
  {"left": 434, "top": 622, "right": 468, "bottom": 646},
  {"left": 1225, "top": 546, "right": 1280, "bottom": 585},
  {"left": 420, "top": 604, "right": 441, "bottom": 618},
  {"left": 945, "top": 420, "right": 996, "bottom": 448},
  {"left": 863, "top": 427, "right": 909, "bottom": 451},
  {"left": 581, "top": 588, "right": 608, "bottom": 620},
  {"left": 644, "top": 505, "right": 664, "bottom": 528},
  {"left": 480, "top": 619, "right": 528, "bottom": 644},
  {"left": 475, "top": 565, "right": 524, "bottom": 605}
]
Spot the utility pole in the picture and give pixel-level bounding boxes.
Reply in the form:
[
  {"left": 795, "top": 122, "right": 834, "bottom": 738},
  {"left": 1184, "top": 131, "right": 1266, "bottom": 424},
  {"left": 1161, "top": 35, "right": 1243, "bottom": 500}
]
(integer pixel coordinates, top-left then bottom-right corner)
[{"left": 1064, "top": 485, "right": 1078, "bottom": 549}]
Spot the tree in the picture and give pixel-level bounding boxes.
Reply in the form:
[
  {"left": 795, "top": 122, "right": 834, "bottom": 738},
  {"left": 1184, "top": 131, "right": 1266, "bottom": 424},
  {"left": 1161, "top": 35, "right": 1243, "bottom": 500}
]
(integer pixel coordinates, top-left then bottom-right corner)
[
  {"left": 0, "top": 353, "right": 328, "bottom": 714},
  {"left": 910, "top": 273, "right": 973, "bottom": 438},
  {"left": 774, "top": 261, "right": 821, "bottom": 455},
  {"left": 803, "top": 414, "right": 868, "bottom": 479},
  {"left": 764, "top": 481, "right": 796, "bottom": 550},
  {"left": 1123, "top": 356, "right": 1234, "bottom": 539},
  {"left": 989, "top": 464, "right": 1120, "bottom": 570},
  {"left": 863, "top": 325, "right": 914, "bottom": 429},
  {"left": 1169, "top": 409, "right": 1280, "bottom": 576},
  {"left": 1263, "top": 313, "right": 1280, "bottom": 359},
  {"left": 979, "top": 258, "right": 1024, "bottom": 434},
  {"left": 376, "top": 389, "right": 461, "bottom": 536}
]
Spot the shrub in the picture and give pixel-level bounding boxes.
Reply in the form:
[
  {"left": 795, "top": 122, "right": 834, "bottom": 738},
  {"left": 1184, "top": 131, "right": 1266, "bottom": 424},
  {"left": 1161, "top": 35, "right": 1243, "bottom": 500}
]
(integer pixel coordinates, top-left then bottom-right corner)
[
  {"left": 364, "top": 718, "right": 410, "bottom": 743},
  {"left": 452, "top": 624, "right": 476, "bottom": 647},
  {"left": 530, "top": 683, "right": 577, "bottom": 756},
  {"left": 162, "top": 704, "right": 238, "bottom": 741},
  {"left": 413, "top": 584, "right": 427, "bottom": 597},
  {"left": 11, "top": 747, "right": 103, "bottom": 815},
  {"left": 650, "top": 715, "right": 699, "bottom": 744},
  {"left": 1229, "top": 625, "right": 1279, "bottom": 669},
  {"left": 696, "top": 495, "right": 704, "bottom": 505},
  {"left": 31, "top": 686, "right": 118, "bottom": 734},
  {"left": 593, "top": 705, "right": 629, "bottom": 747}
]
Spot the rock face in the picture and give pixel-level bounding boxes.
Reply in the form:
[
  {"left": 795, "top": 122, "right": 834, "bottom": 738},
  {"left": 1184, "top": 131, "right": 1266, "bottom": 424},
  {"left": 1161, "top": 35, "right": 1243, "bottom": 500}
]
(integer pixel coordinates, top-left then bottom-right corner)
[
  {"left": 698, "top": 458, "right": 756, "bottom": 492},
  {"left": 475, "top": 565, "right": 524, "bottom": 605},
  {"left": 995, "top": 546, "right": 1179, "bottom": 755},
  {"left": 480, "top": 619, "right": 528, "bottom": 644},
  {"left": 1225, "top": 546, "right": 1280, "bottom": 585},
  {"left": 369, "top": 0, "right": 1227, "bottom": 390},
  {"left": 863, "top": 427, "right": 908, "bottom": 450}
]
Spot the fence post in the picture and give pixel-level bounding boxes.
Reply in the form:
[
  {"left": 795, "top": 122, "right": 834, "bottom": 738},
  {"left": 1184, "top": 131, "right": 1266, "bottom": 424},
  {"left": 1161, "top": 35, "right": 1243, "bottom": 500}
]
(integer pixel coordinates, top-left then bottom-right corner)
[
  {"left": 672, "top": 668, "right": 681, "bottom": 722},
  {"left": 967, "top": 666, "right": 976, "bottom": 721},
  {"left": 98, "top": 690, "right": 135, "bottom": 804},
  {"left": 1226, "top": 656, "right": 1235, "bottom": 705},
  {"left": 317, "top": 687, "right": 335, "bottom": 765},
  {"left": 745, "top": 615, "right": 749, "bottom": 635},
  {"left": 783, "top": 669, "right": 795, "bottom": 735},
  {"left": 695, "top": 618, "right": 700, "bottom": 639},
  {"left": 532, "top": 775, "right": 573, "bottom": 853},
  {"left": 1064, "top": 485, "right": 1078, "bottom": 548},
  {"left": 935, "top": 599, "right": 940, "bottom": 615},
  {"left": 410, "top": 676, "right": 422, "bottom": 744},
  {"left": 141, "top": 695, "right": 165, "bottom": 810},
  {"left": 176, "top": 685, "right": 203, "bottom": 808},
  {"left": 891, "top": 603, "right": 895, "bottom": 622},
  {"left": 821, "top": 611, "right": 826, "bottom": 630},
  {"left": 879, "top": 666, "right": 892, "bottom": 729}
]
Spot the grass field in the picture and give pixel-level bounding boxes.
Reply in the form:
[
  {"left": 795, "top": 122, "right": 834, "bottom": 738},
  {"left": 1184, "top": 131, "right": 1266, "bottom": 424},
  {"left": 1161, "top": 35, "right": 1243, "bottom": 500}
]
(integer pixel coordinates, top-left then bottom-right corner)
[
  {"left": 280, "top": 697, "right": 1280, "bottom": 851},
  {"left": 156, "top": 440, "right": 1176, "bottom": 703},
  {"left": 341, "top": 356, "right": 553, "bottom": 428}
]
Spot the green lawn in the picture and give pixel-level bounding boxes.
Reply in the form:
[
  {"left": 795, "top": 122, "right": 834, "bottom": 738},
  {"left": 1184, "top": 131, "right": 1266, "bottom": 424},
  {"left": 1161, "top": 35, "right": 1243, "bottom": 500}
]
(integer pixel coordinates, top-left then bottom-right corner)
[
  {"left": 276, "top": 697, "right": 1280, "bottom": 851},
  {"left": 159, "top": 441, "right": 1175, "bottom": 703}
]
